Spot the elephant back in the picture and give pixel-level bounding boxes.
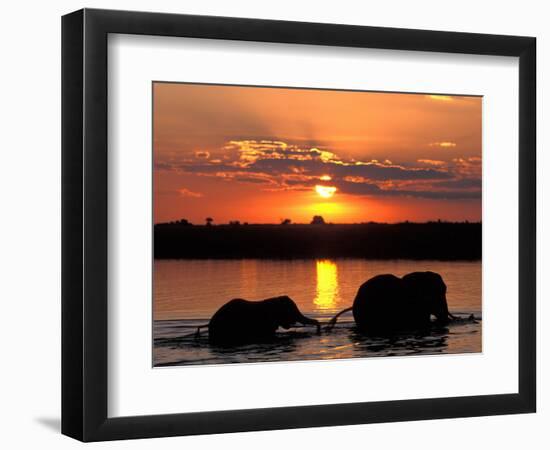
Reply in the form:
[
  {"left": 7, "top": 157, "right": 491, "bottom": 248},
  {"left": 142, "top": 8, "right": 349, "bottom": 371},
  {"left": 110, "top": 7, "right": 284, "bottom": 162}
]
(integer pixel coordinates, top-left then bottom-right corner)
[
  {"left": 208, "top": 298, "right": 280, "bottom": 345},
  {"left": 352, "top": 274, "right": 406, "bottom": 333}
]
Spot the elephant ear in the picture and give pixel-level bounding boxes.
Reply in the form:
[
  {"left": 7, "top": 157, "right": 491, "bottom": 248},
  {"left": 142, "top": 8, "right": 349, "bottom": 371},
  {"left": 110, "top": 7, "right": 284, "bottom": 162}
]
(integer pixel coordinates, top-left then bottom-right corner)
[
  {"left": 402, "top": 272, "right": 448, "bottom": 320},
  {"left": 271, "top": 296, "right": 299, "bottom": 328},
  {"left": 404, "top": 271, "right": 446, "bottom": 296}
]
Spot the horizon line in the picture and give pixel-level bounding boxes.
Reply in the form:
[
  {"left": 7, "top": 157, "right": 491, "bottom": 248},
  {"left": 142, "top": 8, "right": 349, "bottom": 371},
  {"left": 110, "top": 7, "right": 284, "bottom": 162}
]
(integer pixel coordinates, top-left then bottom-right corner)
[{"left": 155, "top": 220, "right": 482, "bottom": 226}]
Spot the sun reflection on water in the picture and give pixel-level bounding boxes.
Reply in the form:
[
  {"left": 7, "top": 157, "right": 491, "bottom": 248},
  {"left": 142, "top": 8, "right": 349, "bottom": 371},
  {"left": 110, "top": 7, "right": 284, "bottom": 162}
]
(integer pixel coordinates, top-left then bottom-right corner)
[{"left": 314, "top": 259, "right": 339, "bottom": 310}]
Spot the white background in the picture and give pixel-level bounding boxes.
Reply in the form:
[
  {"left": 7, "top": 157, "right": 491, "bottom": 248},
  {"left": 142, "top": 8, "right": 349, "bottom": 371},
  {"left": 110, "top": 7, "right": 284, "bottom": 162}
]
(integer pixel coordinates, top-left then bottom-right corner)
[
  {"left": 109, "top": 35, "right": 518, "bottom": 417},
  {"left": 0, "top": 0, "right": 547, "bottom": 448}
]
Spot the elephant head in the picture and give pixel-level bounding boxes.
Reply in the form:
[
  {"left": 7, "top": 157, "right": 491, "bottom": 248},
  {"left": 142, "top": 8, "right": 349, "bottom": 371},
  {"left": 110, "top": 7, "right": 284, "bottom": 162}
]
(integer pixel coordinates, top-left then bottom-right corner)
[
  {"left": 402, "top": 271, "right": 451, "bottom": 325},
  {"left": 269, "top": 296, "right": 321, "bottom": 333}
]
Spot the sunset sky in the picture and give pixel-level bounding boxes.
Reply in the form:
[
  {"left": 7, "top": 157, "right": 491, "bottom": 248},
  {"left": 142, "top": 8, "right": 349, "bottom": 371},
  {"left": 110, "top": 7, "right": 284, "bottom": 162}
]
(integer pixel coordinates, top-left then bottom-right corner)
[{"left": 153, "top": 83, "right": 482, "bottom": 224}]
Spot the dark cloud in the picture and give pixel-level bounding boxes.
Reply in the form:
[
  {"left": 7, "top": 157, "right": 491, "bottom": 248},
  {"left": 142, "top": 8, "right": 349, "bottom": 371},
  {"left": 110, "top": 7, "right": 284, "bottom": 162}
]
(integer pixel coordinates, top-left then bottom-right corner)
[
  {"left": 248, "top": 154, "right": 451, "bottom": 181},
  {"left": 333, "top": 180, "right": 383, "bottom": 195},
  {"left": 154, "top": 161, "right": 241, "bottom": 174},
  {"left": 391, "top": 190, "right": 480, "bottom": 200},
  {"left": 334, "top": 180, "right": 480, "bottom": 200},
  {"left": 234, "top": 176, "right": 273, "bottom": 184},
  {"left": 435, "top": 178, "right": 481, "bottom": 189},
  {"left": 329, "top": 162, "right": 451, "bottom": 181}
]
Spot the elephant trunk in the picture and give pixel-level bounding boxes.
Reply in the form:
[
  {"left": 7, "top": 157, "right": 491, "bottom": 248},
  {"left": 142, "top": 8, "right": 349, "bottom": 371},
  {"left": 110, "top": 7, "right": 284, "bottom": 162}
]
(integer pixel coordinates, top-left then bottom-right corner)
[
  {"left": 298, "top": 313, "right": 321, "bottom": 335},
  {"left": 434, "top": 295, "right": 452, "bottom": 325},
  {"left": 194, "top": 323, "right": 210, "bottom": 339},
  {"left": 326, "top": 306, "right": 353, "bottom": 331}
]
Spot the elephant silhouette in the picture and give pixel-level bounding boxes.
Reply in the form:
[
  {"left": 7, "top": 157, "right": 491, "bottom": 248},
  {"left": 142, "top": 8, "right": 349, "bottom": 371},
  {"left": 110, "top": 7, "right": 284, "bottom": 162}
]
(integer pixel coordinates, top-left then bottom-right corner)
[
  {"left": 327, "top": 271, "right": 455, "bottom": 335},
  {"left": 197, "top": 296, "right": 320, "bottom": 345}
]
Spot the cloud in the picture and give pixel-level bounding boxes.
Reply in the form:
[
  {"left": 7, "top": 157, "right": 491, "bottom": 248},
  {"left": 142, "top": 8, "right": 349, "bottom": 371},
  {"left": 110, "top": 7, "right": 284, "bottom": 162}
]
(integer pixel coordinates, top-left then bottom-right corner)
[
  {"left": 194, "top": 151, "right": 210, "bottom": 159},
  {"left": 426, "top": 95, "right": 453, "bottom": 102},
  {"left": 156, "top": 160, "right": 240, "bottom": 174},
  {"left": 224, "top": 140, "right": 451, "bottom": 181},
  {"left": 435, "top": 178, "right": 481, "bottom": 190},
  {"left": 418, "top": 159, "right": 446, "bottom": 166},
  {"left": 329, "top": 161, "right": 451, "bottom": 181},
  {"left": 224, "top": 140, "right": 340, "bottom": 167},
  {"left": 233, "top": 176, "right": 273, "bottom": 184},
  {"left": 334, "top": 178, "right": 480, "bottom": 200},
  {"left": 157, "top": 139, "right": 480, "bottom": 200},
  {"left": 398, "top": 190, "right": 480, "bottom": 199},
  {"left": 178, "top": 188, "right": 203, "bottom": 198},
  {"left": 452, "top": 157, "right": 482, "bottom": 177},
  {"left": 429, "top": 141, "right": 457, "bottom": 148}
]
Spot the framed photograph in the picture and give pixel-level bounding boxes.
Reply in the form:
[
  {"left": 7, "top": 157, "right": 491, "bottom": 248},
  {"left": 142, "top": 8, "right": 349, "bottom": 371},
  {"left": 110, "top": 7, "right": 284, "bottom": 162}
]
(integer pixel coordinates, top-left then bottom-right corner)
[{"left": 62, "top": 8, "right": 536, "bottom": 441}]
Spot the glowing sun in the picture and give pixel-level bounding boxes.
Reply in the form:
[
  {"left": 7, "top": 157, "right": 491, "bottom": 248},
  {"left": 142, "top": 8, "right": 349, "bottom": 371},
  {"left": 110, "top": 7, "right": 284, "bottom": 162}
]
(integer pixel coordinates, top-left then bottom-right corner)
[{"left": 315, "top": 185, "right": 337, "bottom": 198}]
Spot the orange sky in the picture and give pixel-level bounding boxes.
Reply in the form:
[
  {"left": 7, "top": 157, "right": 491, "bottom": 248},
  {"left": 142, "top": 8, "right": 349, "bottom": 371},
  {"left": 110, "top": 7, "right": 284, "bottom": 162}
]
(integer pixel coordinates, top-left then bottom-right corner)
[{"left": 153, "top": 83, "right": 482, "bottom": 224}]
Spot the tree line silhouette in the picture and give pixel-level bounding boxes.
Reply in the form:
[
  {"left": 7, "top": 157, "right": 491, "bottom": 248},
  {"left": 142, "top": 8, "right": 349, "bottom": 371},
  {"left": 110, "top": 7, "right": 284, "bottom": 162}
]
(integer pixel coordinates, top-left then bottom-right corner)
[
  {"left": 164, "top": 216, "right": 331, "bottom": 226},
  {"left": 154, "top": 217, "right": 481, "bottom": 260}
]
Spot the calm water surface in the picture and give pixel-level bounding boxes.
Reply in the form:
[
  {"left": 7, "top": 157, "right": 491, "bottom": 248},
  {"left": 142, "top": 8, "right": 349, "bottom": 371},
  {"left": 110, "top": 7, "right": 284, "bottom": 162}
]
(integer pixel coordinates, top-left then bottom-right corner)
[{"left": 154, "top": 259, "right": 481, "bottom": 366}]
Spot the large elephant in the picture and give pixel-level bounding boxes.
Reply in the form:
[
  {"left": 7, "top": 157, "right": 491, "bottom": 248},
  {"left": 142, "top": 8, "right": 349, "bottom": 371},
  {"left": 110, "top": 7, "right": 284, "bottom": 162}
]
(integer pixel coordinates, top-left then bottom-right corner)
[
  {"left": 328, "top": 271, "right": 454, "bottom": 334},
  {"left": 198, "top": 296, "right": 320, "bottom": 345}
]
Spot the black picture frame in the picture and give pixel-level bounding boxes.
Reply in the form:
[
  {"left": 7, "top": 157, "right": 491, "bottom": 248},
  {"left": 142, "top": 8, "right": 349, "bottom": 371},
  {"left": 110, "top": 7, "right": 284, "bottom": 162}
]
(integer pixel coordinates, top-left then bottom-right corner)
[{"left": 62, "top": 8, "right": 536, "bottom": 442}]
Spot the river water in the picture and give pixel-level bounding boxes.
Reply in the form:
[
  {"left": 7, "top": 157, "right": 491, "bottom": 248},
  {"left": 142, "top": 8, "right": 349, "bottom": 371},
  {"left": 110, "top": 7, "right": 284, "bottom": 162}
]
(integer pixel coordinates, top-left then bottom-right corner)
[{"left": 154, "top": 259, "right": 481, "bottom": 366}]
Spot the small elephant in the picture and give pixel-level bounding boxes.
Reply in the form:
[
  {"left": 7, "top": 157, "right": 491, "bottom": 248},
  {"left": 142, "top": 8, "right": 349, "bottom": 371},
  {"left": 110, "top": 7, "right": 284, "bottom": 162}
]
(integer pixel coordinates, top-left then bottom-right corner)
[
  {"left": 328, "top": 271, "right": 454, "bottom": 334},
  {"left": 198, "top": 296, "right": 320, "bottom": 345}
]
